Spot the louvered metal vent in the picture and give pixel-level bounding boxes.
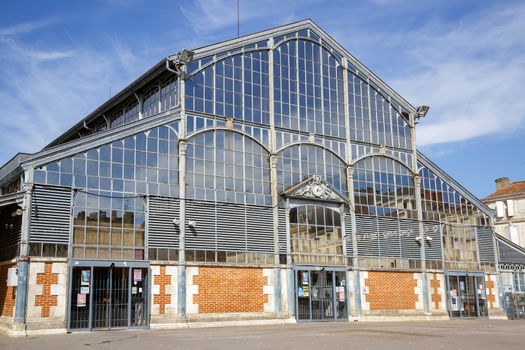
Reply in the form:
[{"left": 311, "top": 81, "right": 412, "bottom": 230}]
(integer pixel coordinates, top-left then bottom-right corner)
[
  {"left": 30, "top": 186, "right": 72, "bottom": 244},
  {"left": 278, "top": 208, "right": 287, "bottom": 254},
  {"left": 148, "top": 197, "right": 179, "bottom": 249},
  {"left": 477, "top": 226, "right": 496, "bottom": 263},
  {"left": 356, "top": 216, "right": 379, "bottom": 257},
  {"left": 399, "top": 219, "right": 421, "bottom": 259},
  {"left": 183, "top": 200, "right": 275, "bottom": 253},
  {"left": 247, "top": 206, "right": 274, "bottom": 252},
  {"left": 186, "top": 201, "right": 216, "bottom": 250},
  {"left": 424, "top": 221, "right": 443, "bottom": 260},
  {"left": 378, "top": 218, "right": 401, "bottom": 258},
  {"left": 344, "top": 215, "right": 353, "bottom": 257}
]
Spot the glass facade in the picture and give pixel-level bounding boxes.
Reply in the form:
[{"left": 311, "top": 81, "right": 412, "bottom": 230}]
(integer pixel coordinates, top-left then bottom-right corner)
[
  {"left": 290, "top": 205, "right": 344, "bottom": 265},
  {"left": 354, "top": 156, "right": 416, "bottom": 219},
  {"left": 186, "top": 130, "right": 271, "bottom": 205},
  {"left": 34, "top": 123, "right": 180, "bottom": 198},
  {"left": 72, "top": 192, "right": 146, "bottom": 260},
  {"left": 23, "top": 25, "right": 494, "bottom": 273}
]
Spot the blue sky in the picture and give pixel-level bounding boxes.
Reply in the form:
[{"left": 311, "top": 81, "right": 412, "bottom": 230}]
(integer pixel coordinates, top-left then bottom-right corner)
[{"left": 1, "top": 0, "right": 524, "bottom": 198}]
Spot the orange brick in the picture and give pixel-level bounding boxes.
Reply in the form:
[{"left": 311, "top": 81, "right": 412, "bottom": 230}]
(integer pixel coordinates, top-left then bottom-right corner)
[
  {"left": 365, "top": 272, "right": 418, "bottom": 311},
  {"left": 34, "top": 262, "right": 59, "bottom": 318},
  {"left": 194, "top": 267, "right": 268, "bottom": 313}
]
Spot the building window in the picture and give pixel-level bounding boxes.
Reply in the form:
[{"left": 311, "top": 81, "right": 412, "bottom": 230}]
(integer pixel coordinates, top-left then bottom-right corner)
[
  {"left": 353, "top": 156, "right": 416, "bottom": 219},
  {"left": 71, "top": 192, "right": 146, "bottom": 260},
  {"left": 514, "top": 272, "right": 525, "bottom": 292},
  {"left": 442, "top": 224, "right": 479, "bottom": 271},
  {"left": 289, "top": 204, "right": 344, "bottom": 265}
]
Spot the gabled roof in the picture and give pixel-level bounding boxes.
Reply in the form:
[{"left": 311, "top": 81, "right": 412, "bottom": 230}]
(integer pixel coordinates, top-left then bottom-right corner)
[
  {"left": 190, "top": 19, "right": 417, "bottom": 115},
  {"left": 483, "top": 181, "right": 525, "bottom": 201},
  {"left": 44, "top": 19, "right": 418, "bottom": 150}
]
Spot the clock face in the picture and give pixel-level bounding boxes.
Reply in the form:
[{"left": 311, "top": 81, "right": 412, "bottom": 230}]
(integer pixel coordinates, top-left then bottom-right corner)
[{"left": 312, "top": 184, "right": 324, "bottom": 197}]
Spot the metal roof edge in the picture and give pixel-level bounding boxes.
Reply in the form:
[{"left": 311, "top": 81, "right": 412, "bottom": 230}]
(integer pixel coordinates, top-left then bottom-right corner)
[
  {"left": 22, "top": 109, "right": 181, "bottom": 169},
  {"left": 45, "top": 58, "right": 168, "bottom": 148}
]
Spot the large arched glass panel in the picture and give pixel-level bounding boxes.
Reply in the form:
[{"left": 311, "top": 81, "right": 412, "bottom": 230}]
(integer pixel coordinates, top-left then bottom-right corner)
[
  {"left": 348, "top": 75, "right": 412, "bottom": 150},
  {"left": 185, "top": 50, "right": 270, "bottom": 125},
  {"left": 274, "top": 39, "right": 345, "bottom": 138},
  {"left": 353, "top": 156, "right": 416, "bottom": 219},
  {"left": 277, "top": 144, "right": 346, "bottom": 194},
  {"left": 289, "top": 204, "right": 343, "bottom": 265},
  {"left": 186, "top": 130, "right": 271, "bottom": 205},
  {"left": 33, "top": 123, "right": 179, "bottom": 198}
]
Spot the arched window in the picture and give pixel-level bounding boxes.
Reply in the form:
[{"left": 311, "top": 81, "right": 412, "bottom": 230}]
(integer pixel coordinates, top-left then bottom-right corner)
[
  {"left": 277, "top": 144, "right": 346, "bottom": 194},
  {"left": 289, "top": 204, "right": 343, "bottom": 265},
  {"left": 185, "top": 50, "right": 270, "bottom": 124},
  {"left": 273, "top": 39, "right": 345, "bottom": 138},
  {"left": 186, "top": 130, "right": 271, "bottom": 205},
  {"left": 353, "top": 156, "right": 416, "bottom": 219}
]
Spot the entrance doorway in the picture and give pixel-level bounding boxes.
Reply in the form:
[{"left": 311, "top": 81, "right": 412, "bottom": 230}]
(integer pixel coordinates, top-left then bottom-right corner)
[
  {"left": 295, "top": 268, "right": 347, "bottom": 321},
  {"left": 446, "top": 272, "right": 488, "bottom": 318},
  {"left": 68, "top": 261, "right": 149, "bottom": 331}
]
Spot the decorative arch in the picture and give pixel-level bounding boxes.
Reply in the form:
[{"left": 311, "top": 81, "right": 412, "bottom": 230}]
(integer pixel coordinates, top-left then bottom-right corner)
[
  {"left": 276, "top": 143, "right": 347, "bottom": 194},
  {"left": 273, "top": 36, "right": 344, "bottom": 65},
  {"left": 276, "top": 140, "right": 346, "bottom": 165},
  {"left": 186, "top": 127, "right": 271, "bottom": 153},
  {"left": 351, "top": 153, "right": 414, "bottom": 175},
  {"left": 185, "top": 129, "right": 272, "bottom": 205}
]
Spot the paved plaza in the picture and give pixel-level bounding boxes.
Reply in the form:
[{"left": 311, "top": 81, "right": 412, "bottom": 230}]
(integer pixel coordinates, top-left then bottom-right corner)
[{"left": 1, "top": 320, "right": 524, "bottom": 350}]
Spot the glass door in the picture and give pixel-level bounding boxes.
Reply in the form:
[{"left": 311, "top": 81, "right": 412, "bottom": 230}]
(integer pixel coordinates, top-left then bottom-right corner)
[
  {"left": 295, "top": 269, "right": 347, "bottom": 321},
  {"left": 446, "top": 273, "right": 486, "bottom": 318},
  {"left": 68, "top": 263, "right": 149, "bottom": 331}
]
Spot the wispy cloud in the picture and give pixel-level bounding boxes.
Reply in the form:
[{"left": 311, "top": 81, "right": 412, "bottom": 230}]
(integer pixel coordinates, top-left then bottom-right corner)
[
  {"left": 0, "top": 18, "right": 58, "bottom": 38},
  {"left": 389, "top": 2, "right": 525, "bottom": 146},
  {"left": 180, "top": 0, "right": 321, "bottom": 36},
  {"left": 0, "top": 21, "right": 154, "bottom": 158}
]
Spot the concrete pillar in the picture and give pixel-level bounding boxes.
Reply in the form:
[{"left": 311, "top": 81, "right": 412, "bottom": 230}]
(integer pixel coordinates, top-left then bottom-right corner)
[
  {"left": 14, "top": 184, "right": 32, "bottom": 325},
  {"left": 177, "top": 140, "right": 187, "bottom": 318},
  {"left": 410, "top": 110, "right": 430, "bottom": 315}
]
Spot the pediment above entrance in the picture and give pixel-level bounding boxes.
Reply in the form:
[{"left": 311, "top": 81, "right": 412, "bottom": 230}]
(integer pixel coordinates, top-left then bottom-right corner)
[{"left": 280, "top": 175, "right": 349, "bottom": 203}]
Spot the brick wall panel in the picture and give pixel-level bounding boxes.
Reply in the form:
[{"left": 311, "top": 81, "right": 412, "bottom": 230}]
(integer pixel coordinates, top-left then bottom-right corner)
[
  {"left": 0, "top": 263, "right": 17, "bottom": 317},
  {"left": 365, "top": 271, "right": 418, "bottom": 311},
  {"left": 193, "top": 267, "right": 268, "bottom": 313}
]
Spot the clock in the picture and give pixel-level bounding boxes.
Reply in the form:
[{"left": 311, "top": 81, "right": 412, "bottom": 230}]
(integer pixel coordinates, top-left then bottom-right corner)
[{"left": 312, "top": 184, "right": 324, "bottom": 197}]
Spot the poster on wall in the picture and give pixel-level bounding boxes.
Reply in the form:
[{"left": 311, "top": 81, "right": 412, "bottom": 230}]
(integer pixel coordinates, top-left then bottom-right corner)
[
  {"left": 77, "top": 293, "right": 86, "bottom": 307},
  {"left": 81, "top": 270, "right": 90, "bottom": 286},
  {"left": 80, "top": 286, "right": 90, "bottom": 294},
  {"left": 133, "top": 269, "right": 143, "bottom": 283},
  {"left": 302, "top": 272, "right": 309, "bottom": 285}
]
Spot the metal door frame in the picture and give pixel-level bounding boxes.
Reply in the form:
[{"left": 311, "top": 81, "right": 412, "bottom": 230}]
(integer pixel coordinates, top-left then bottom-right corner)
[
  {"left": 293, "top": 266, "right": 348, "bottom": 322},
  {"left": 67, "top": 259, "right": 150, "bottom": 332},
  {"left": 445, "top": 271, "right": 487, "bottom": 319}
]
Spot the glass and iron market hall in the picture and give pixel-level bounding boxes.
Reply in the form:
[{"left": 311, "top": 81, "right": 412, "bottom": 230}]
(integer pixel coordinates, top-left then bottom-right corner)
[{"left": 0, "top": 20, "right": 512, "bottom": 333}]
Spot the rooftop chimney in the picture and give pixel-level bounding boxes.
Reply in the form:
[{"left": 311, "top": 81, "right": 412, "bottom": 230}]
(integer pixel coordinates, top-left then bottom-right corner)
[{"left": 495, "top": 177, "right": 510, "bottom": 191}]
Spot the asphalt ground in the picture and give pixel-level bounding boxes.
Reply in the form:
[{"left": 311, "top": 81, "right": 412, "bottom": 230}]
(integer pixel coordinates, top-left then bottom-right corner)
[{"left": 1, "top": 320, "right": 524, "bottom": 350}]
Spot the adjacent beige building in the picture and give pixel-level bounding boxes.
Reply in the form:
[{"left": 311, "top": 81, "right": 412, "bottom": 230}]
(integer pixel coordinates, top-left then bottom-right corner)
[{"left": 483, "top": 177, "right": 525, "bottom": 248}]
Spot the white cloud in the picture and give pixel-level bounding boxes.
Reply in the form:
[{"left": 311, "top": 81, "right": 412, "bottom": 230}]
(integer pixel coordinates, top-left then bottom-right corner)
[{"left": 390, "top": 2, "right": 525, "bottom": 146}]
